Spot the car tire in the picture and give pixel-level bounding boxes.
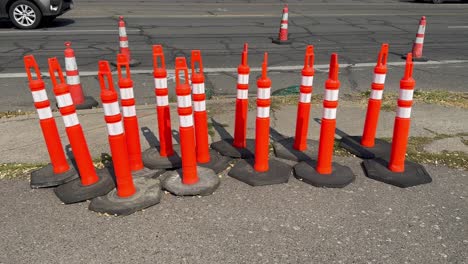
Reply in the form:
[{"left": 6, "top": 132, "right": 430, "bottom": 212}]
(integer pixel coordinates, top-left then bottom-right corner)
[{"left": 9, "top": 0, "right": 42, "bottom": 29}]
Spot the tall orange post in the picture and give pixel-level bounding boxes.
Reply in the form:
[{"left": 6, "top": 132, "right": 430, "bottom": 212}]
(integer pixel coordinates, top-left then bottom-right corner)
[
  {"left": 293, "top": 53, "right": 354, "bottom": 188},
  {"left": 362, "top": 53, "right": 432, "bottom": 188},
  {"left": 24, "top": 55, "right": 77, "bottom": 188}
]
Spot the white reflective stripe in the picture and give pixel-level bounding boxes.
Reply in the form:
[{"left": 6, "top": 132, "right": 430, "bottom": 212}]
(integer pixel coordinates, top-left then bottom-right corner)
[
  {"left": 179, "top": 115, "right": 194, "bottom": 127},
  {"left": 237, "top": 89, "right": 248, "bottom": 99},
  {"left": 122, "top": 105, "right": 136, "bottom": 117},
  {"left": 299, "top": 93, "right": 311, "bottom": 103},
  {"left": 192, "top": 83, "right": 205, "bottom": 94},
  {"left": 120, "top": 41, "right": 129, "bottom": 48},
  {"left": 120, "top": 87, "right": 134, "bottom": 100},
  {"left": 177, "top": 95, "right": 192, "bottom": 108},
  {"left": 370, "top": 90, "right": 383, "bottom": 100},
  {"left": 257, "top": 88, "right": 270, "bottom": 99},
  {"left": 36, "top": 107, "right": 52, "bottom": 119},
  {"left": 257, "top": 106, "right": 270, "bottom": 118},
  {"left": 324, "top": 89, "right": 339, "bottom": 101},
  {"left": 282, "top": 13, "right": 288, "bottom": 20},
  {"left": 399, "top": 89, "right": 414, "bottom": 101},
  {"left": 56, "top": 93, "right": 73, "bottom": 107},
  {"left": 415, "top": 37, "right": 424, "bottom": 44},
  {"left": 301, "top": 76, "right": 313, "bottom": 86},
  {"left": 66, "top": 75, "right": 80, "bottom": 85},
  {"left": 397, "top": 107, "right": 412, "bottom": 118},
  {"left": 107, "top": 121, "right": 124, "bottom": 136},
  {"left": 194, "top": 101, "right": 206, "bottom": 112},
  {"left": 154, "top": 78, "right": 167, "bottom": 89},
  {"left": 31, "top": 89, "right": 48, "bottom": 102},
  {"left": 62, "top": 113, "right": 79, "bottom": 127},
  {"left": 119, "top": 27, "right": 127, "bottom": 37},
  {"left": 418, "top": 25, "right": 425, "bottom": 34},
  {"left": 103, "top": 102, "right": 120, "bottom": 116},
  {"left": 65, "top": 57, "right": 77, "bottom": 71},
  {"left": 280, "top": 23, "right": 288, "bottom": 29},
  {"left": 238, "top": 74, "right": 249, "bottom": 85},
  {"left": 323, "top": 108, "right": 337, "bottom": 119},
  {"left": 156, "top": 95, "right": 169, "bottom": 106},
  {"left": 373, "top": 73, "right": 386, "bottom": 84}
]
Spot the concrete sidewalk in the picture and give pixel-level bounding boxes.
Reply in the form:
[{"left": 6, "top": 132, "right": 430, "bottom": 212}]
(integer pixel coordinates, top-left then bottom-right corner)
[{"left": 1, "top": 99, "right": 467, "bottom": 263}]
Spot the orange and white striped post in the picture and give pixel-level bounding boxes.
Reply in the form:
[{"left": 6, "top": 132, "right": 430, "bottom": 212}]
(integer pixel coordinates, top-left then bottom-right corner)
[
  {"left": 361, "top": 44, "right": 389, "bottom": 147},
  {"left": 48, "top": 57, "right": 99, "bottom": 186},
  {"left": 293, "top": 45, "right": 315, "bottom": 151},
  {"left": 316, "top": 54, "right": 340, "bottom": 175},
  {"left": 362, "top": 53, "right": 432, "bottom": 188},
  {"left": 293, "top": 53, "right": 354, "bottom": 188},
  {"left": 272, "top": 4, "right": 291, "bottom": 44},
  {"left": 99, "top": 61, "right": 136, "bottom": 197},
  {"left": 254, "top": 53, "right": 272, "bottom": 172},
  {"left": 389, "top": 54, "right": 415, "bottom": 173},
  {"left": 117, "top": 16, "right": 140, "bottom": 66},
  {"left": 24, "top": 55, "right": 77, "bottom": 188},
  {"left": 191, "top": 50, "right": 211, "bottom": 164},
  {"left": 116, "top": 53, "right": 144, "bottom": 172},
  {"left": 175, "top": 57, "right": 199, "bottom": 185},
  {"left": 233, "top": 43, "right": 250, "bottom": 148},
  {"left": 412, "top": 16, "right": 426, "bottom": 61},
  {"left": 153, "top": 45, "right": 174, "bottom": 157}
]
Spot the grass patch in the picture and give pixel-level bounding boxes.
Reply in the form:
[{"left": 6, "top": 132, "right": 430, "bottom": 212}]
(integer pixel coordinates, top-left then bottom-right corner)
[
  {"left": 0, "top": 110, "right": 34, "bottom": 119},
  {"left": 0, "top": 163, "right": 45, "bottom": 180}
]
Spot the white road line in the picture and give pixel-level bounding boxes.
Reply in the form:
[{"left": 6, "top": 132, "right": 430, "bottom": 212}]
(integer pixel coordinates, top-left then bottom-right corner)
[
  {"left": 448, "top": 26, "right": 468, "bottom": 29},
  {"left": 0, "top": 29, "right": 141, "bottom": 34},
  {"left": 2, "top": 59, "right": 467, "bottom": 79}
]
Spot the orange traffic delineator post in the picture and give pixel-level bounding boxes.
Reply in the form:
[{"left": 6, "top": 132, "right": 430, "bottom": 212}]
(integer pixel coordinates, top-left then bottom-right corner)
[
  {"left": 403, "top": 16, "right": 428, "bottom": 62},
  {"left": 211, "top": 43, "right": 256, "bottom": 159},
  {"left": 190, "top": 50, "right": 232, "bottom": 173},
  {"left": 116, "top": 54, "right": 160, "bottom": 178},
  {"left": 88, "top": 61, "right": 161, "bottom": 216},
  {"left": 363, "top": 53, "right": 432, "bottom": 188},
  {"left": 340, "top": 44, "right": 392, "bottom": 159},
  {"left": 273, "top": 45, "right": 319, "bottom": 162},
  {"left": 48, "top": 57, "right": 114, "bottom": 204},
  {"left": 24, "top": 55, "right": 78, "bottom": 188},
  {"left": 142, "top": 45, "right": 182, "bottom": 170},
  {"left": 228, "top": 53, "right": 293, "bottom": 186},
  {"left": 160, "top": 57, "right": 220, "bottom": 196},
  {"left": 272, "top": 4, "right": 291, "bottom": 45},
  {"left": 64, "top": 42, "right": 98, "bottom": 109},
  {"left": 112, "top": 16, "right": 140, "bottom": 67},
  {"left": 294, "top": 53, "right": 355, "bottom": 188}
]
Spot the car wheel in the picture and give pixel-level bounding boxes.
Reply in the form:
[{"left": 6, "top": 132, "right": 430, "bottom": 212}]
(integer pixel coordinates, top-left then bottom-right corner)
[{"left": 9, "top": 0, "right": 42, "bottom": 29}]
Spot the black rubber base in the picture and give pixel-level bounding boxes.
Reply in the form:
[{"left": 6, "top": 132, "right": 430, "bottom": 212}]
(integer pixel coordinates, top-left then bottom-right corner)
[
  {"left": 272, "top": 38, "right": 292, "bottom": 45},
  {"left": 75, "top": 96, "right": 99, "bottom": 110},
  {"left": 30, "top": 162, "right": 79, "bottom": 188},
  {"left": 161, "top": 166, "right": 220, "bottom": 196},
  {"left": 402, "top": 54, "right": 428, "bottom": 62},
  {"left": 198, "top": 149, "right": 233, "bottom": 174},
  {"left": 210, "top": 138, "right": 255, "bottom": 159},
  {"left": 273, "top": 138, "right": 318, "bottom": 162},
  {"left": 339, "top": 136, "right": 391, "bottom": 159},
  {"left": 228, "top": 158, "right": 292, "bottom": 186},
  {"left": 142, "top": 145, "right": 182, "bottom": 169},
  {"left": 88, "top": 177, "right": 162, "bottom": 216},
  {"left": 294, "top": 160, "right": 355, "bottom": 188},
  {"left": 362, "top": 158, "right": 432, "bottom": 188},
  {"left": 54, "top": 168, "right": 115, "bottom": 204},
  {"left": 132, "top": 167, "right": 165, "bottom": 179}
]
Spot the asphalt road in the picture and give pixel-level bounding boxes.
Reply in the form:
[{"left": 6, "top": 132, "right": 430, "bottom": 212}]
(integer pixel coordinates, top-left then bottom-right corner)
[{"left": 0, "top": 0, "right": 467, "bottom": 112}]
